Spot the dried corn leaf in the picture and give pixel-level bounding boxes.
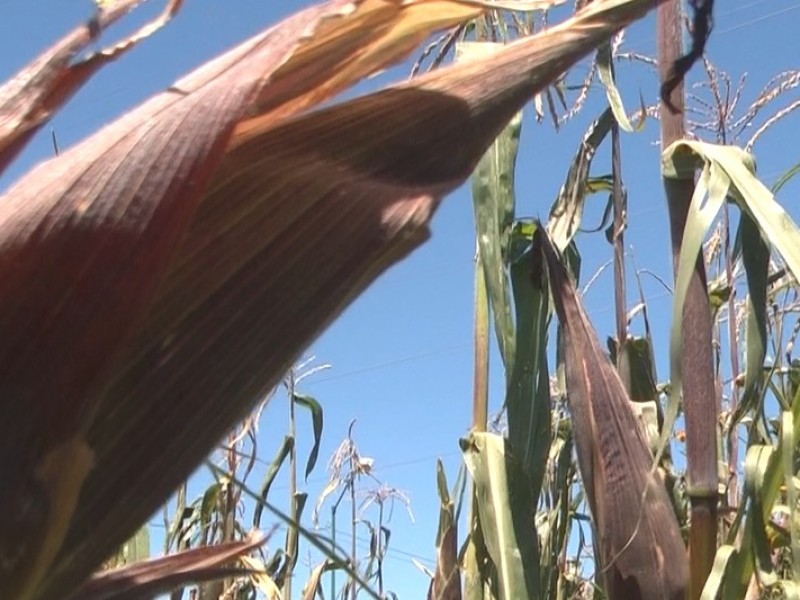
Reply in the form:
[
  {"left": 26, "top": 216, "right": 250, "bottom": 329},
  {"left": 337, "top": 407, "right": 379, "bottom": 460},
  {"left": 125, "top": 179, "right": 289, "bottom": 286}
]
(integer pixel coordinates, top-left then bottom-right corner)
[
  {"left": 301, "top": 559, "right": 338, "bottom": 600},
  {"left": 0, "top": 1, "right": 667, "bottom": 598},
  {"left": 67, "top": 534, "right": 264, "bottom": 600},
  {"left": 0, "top": 0, "right": 183, "bottom": 174},
  {"left": 238, "top": 0, "right": 564, "bottom": 124},
  {"left": 533, "top": 226, "right": 687, "bottom": 599},
  {"left": 239, "top": 555, "right": 281, "bottom": 600}
]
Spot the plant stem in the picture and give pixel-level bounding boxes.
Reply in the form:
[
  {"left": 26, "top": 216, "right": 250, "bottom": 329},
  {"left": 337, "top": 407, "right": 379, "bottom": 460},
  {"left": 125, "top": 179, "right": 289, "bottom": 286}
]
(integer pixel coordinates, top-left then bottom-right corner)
[
  {"left": 472, "top": 249, "right": 490, "bottom": 433},
  {"left": 285, "top": 372, "right": 298, "bottom": 600},
  {"left": 331, "top": 504, "right": 337, "bottom": 600},
  {"left": 465, "top": 241, "right": 489, "bottom": 600},
  {"left": 611, "top": 114, "right": 626, "bottom": 346},
  {"left": 349, "top": 426, "right": 358, "bottom": 600},
  {"left": 378, "top": 501, "right": 385, "bottom": 597},
  {"left": 658, "top": 1, "right": 718, "bottom": 597}
]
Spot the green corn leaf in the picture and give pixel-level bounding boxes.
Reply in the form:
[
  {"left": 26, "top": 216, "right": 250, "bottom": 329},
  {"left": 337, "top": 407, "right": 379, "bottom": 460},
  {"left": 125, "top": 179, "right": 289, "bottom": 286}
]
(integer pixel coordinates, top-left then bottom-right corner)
[
  {"left": 506, "top": 228, "right": 552, "bottom": 497},
  {"left": 460, "top": 432, "right": 540, "bottom": 599},
  {"left": 548, "top": 108, "right": 615, "bottom": 250},
  {"left": 596, "top": 42, "right": 638, "bottom": 133},
  {"left": 738, "top": 213, "right": 769, "bottom": 424},
  {"left": 253, "top": 436, "right": 294, "bottom": 529},
  {"left": 293, "top": 393, "right": 324, "bottom": 481},
  {"left": 429, "top": 460, "right": 462, "bottom": 600},
  {"left": 661, "top": 141, "right": 800, "bottom": 494},
  {"left": 459, "top": 41, "right": 522, "bottom": 371}
]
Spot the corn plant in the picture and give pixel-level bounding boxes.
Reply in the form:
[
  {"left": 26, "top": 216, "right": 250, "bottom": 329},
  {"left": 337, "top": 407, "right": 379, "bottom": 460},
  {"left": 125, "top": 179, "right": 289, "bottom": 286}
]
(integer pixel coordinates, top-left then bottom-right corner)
[
  {"left": 420, "top": 2, "right": 800, "bottom": 600},
  {"left": 310, "top": 422, "right": 414, "bottom": 600},
  {"left": 10, "top": 0, "right": 799, "bottom": 598}
]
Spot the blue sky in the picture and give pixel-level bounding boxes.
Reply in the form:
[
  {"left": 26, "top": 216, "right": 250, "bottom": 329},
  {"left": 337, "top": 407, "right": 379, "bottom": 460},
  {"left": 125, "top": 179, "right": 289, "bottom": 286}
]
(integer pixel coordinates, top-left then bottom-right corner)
[{"left": 2, "top": 0, "right": 800, "bottom": 597}]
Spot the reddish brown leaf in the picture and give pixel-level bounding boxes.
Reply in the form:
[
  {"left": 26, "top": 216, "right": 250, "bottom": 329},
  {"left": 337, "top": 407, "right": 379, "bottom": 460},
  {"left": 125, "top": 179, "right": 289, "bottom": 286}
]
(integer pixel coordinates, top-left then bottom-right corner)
[
  {"left": 533, "top": 226, "right": 688, "bottom": 599},
  {"left": 0, "top": 33, "right": 271, "bottom": 597},
  {"left": 0, "top": 0, "right": 183, "bottom": 175},
  {"left": 67, "top": 534, "right": 265, "bottom": 600},
  {"left": 1, "top": 0, "right": 559, "bottom": 486}
]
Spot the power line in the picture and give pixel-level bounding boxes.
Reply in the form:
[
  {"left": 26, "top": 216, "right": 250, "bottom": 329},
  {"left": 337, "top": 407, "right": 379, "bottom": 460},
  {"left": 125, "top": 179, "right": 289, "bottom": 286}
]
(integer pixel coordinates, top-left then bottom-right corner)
[
  {"left": 15, "top": 0, "right": 793, "bottom": 139},
  {"left": 217, "top": 441, "right": 461, "bottom": 487},
  {"left": 306, "top": 343, "right": 472, "bottom": 387},
  {"left": 624, "top": 0, "right": 799, "bottom": 53},
  {"left": 320, "top": 528, "right": 437, "bottom": 567},
  {"left": 717, "top": 0, "right": 782, "bottom": 17},
  {"left": 148, "top": 517, "right": 437, "bottom": 568},
  {"left": 264, "top": 450, "right": 462, "bottom": 492},
  {"left": 717, "top": 3, "right": 800, "bottom": 34}
]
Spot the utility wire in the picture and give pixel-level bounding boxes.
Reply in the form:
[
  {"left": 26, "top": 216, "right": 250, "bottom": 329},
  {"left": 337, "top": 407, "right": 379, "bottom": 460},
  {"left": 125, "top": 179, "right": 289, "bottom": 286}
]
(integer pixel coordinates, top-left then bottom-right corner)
[
  {"left": 148, "top": 517, "right": 437, "bottom": 567},
  {"left": 717, "top": 3, "right": 800, "bottom": 34},
  {"left": 24, "top": 0, "right": 795, "bottom": 143},
  {"left": 624, "top": 0, "right": 799, "bottom": 53}
]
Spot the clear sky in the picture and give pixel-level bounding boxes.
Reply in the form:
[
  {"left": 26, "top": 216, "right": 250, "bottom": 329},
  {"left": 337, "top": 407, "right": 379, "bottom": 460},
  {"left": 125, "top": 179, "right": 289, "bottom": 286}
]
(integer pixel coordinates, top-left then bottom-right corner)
[{"left": 1, "top": 0, "right": 799, "bottom": 597}]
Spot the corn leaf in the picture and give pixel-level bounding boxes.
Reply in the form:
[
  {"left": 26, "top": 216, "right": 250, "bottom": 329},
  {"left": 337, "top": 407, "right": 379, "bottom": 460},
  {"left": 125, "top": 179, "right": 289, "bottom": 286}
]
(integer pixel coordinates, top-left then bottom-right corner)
[
  {"left": 596, "top": 41, "right": 637, "bottom": 133},
  {"left": 506, "top": 229, "right": 552, "bottom": 494},
  {"left": 67, "top": 535, "right": 264, "bottom": 600},
  {"left": 240, "top": 555, "right": 282, "bottom": 600},
  {"left": 294, "top": 394, "right": 324, "bottom": 481},
  {"left": 738, "top": 213, "right": 769, "bottom": 425},
  {"left": 460, "top": 41, "right": 521, "bottom": 372},
  {"left": 0, "top": 0, "right": 182, "bottom": 174},
  {"left": 716, "top": 384, "right": 800, "bottom": 598},
  {"left": 662, "top": 141, "right": 800, "bottom": 491},
  {"left": 253, "top": 436, "right": 294, "bottom": 529},
  {"left": 534, "top": 226, "right": 688, "bottom": 599},
  {"left": 460, "top": 432, "right": 540, "bottom": 599},
  {"left": 428, "top": 460, "right": 463, "bottom": 600},
  {"left": 547, "top": 108, "right": 615, "bottom": 250},
  {"left": 301, "top": 559, "right": 338, "bottom": 600}
]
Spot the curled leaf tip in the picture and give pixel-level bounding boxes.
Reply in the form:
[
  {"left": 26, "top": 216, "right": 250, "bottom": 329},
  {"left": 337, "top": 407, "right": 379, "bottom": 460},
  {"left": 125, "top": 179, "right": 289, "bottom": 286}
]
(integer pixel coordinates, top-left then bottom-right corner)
[{"left": 660, "top": 0, "right": 715, "bottom": 113}]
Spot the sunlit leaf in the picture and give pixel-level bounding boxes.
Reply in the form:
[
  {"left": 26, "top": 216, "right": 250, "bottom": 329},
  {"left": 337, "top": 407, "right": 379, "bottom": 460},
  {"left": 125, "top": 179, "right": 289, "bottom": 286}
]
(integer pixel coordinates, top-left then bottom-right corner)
[
  {"left": 596, "top": 41, "right": 637, "bottom": 132},
  {"left": 720, "top": 386, "right": 800, "bottom": 597},
  {"left": 460, "top": 432, "right": 540, "bottom": 599},
  {"left": 428, "top": 460, "right": 463, "bottom": 600},
  {"left": 0, "top": 0, "right": 183, "bottom": 174},
  {"left": 239, "top": 555, "right": 280, "bottom": 600},
  {"left": 301, "top": 559, "right": 338, "bottom": 600},
  {"left": 662, "top": 141, "right": 800, "bottom": 494},
  {"left": 547, "top": 108, "right": 615, "bottom": 250},
  {"left": 460, "top": 41, "right": 522, "bottom": 371}
]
